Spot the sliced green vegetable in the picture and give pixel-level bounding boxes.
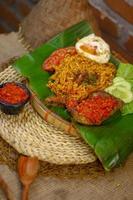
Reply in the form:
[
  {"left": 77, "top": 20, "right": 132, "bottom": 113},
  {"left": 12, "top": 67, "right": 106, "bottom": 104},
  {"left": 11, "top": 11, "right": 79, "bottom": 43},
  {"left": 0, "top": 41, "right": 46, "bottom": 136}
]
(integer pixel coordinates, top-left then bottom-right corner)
[
  {"left": 113, "top": 77, "right": 131, "bottom": 90},
  {"left": 116, "top": 63, "right": 133, "bottom": 115},
  {"left": 113, "top": 77, "right": 125, "bottom": 83},
  {"left": 108, "top": 87, "right": 133, "bottom": 103},
  {"left": 105, "top": 77, "right": 133, "bottom": 103}
]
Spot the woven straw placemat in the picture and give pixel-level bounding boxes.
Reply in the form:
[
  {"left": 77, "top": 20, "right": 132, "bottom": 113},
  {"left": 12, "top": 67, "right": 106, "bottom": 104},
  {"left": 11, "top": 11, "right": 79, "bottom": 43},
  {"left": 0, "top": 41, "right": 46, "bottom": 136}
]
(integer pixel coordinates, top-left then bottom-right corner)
[
  {"left": 0, "top": 136, "right": 103, "bottom": 178},
  {"left": 0, "top": 65, "right": 96, "bottom": 165}
]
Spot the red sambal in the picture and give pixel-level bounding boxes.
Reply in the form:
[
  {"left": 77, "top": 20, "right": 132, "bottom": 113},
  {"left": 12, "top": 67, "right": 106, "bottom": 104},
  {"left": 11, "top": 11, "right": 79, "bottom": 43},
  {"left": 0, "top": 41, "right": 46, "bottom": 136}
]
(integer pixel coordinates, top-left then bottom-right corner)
[
  {"left": 43, "top": 47, "right": 77, "bottom": 72},
  {"left": 66, "top": 92, "right": 123, "bottom": 125},
  {"left": 76, "top": 95, "right": 119, "bottom": 124},
  {"left": 0, "top": 83, "right": 28, "bottom": 104}
]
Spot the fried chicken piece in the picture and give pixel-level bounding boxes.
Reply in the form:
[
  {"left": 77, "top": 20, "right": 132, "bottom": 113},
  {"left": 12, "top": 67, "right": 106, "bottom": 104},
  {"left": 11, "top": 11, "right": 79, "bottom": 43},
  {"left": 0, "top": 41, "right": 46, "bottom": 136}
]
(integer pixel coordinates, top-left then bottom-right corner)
[
  {"left": 66, "top": 91, "right": 123, "bottom": 125},
  {"left": 43, "top": 47, "right": 77, "bottom": 72}
]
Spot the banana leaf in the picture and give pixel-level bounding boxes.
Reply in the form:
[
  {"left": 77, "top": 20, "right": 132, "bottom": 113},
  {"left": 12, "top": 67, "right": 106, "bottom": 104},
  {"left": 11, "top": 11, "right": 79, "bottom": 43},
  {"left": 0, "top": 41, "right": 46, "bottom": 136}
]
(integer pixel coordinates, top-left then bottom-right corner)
[
  {"left": 13, "top": 20, "right": 133, "bottom": 170},
  {"left": 74, "top": 114, "right": 133, "bottom": 170}
]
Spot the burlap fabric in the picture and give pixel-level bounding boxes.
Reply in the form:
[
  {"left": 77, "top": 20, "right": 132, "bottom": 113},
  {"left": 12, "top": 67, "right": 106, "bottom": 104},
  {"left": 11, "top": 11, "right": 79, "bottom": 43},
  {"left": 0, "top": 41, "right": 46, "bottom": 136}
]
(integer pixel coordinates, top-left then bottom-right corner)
[{"left": 21, "top": 0, "right": 101, "bottom": 48}]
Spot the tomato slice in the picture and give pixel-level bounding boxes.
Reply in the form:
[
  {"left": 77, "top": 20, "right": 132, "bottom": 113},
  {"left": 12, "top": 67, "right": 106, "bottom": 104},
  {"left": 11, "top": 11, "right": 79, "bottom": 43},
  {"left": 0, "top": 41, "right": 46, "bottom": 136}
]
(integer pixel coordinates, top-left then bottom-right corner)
[{"left": 43, "top": 47, "right": 76, "bottom": 72}]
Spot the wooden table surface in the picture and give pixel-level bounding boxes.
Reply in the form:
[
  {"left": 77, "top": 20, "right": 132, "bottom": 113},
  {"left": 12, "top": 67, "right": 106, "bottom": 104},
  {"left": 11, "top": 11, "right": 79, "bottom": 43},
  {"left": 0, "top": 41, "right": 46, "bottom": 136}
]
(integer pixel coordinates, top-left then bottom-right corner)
[{"left": 0, "top": 32, "right": 133, "bottom": 200}]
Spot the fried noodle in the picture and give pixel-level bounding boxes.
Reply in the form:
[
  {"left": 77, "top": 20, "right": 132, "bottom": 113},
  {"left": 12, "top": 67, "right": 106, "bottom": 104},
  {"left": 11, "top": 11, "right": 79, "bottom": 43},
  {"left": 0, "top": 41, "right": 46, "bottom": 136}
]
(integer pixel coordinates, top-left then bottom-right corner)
[{"left": 47, "top": 54, "right": 116, "bottom": 100}]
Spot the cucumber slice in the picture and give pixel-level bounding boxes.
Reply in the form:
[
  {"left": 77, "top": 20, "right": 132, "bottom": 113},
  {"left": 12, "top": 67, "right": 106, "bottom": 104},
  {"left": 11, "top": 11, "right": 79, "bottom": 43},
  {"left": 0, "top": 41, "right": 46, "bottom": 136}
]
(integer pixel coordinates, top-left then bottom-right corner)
[
  {"left": 108, "top": 87, "right": 133, "bottom": 103},
  {"left": 113, "top": 77, "right": 131, "bottom": 90},
  {"left": 114, "top": 82, "right": 131, "bottom": 90},
  {"left": 105, "top": 86, "right": 114, "bottom": 93},
  {"left": 113, "top": 77, "right": 125, "bottom": 84},
  {"left": 105, "top": 76, "right": 132, "bottom": 103}
]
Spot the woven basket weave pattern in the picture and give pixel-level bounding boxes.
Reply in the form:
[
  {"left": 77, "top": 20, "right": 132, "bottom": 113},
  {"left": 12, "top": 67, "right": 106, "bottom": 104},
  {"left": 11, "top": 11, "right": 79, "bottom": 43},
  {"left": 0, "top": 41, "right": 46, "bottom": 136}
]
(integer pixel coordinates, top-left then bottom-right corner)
[{"left": 0, "top": 65, "right": 96, "bottom": 164}]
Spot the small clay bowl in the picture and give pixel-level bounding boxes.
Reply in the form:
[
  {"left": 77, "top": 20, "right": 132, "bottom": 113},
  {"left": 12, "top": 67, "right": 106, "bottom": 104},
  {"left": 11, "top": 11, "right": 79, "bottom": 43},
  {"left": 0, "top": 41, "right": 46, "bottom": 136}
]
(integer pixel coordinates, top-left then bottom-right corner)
[{"left": 0, "top": 82, "right": 30, "bottom": 115}]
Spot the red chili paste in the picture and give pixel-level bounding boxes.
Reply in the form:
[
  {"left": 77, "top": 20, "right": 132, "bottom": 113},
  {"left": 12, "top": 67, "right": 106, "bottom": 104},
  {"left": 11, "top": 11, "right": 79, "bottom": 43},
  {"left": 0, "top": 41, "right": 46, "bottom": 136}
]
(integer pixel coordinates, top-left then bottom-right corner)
[
  {"left": 76, "top": 95, "right": 118, "bottom": 124},
  {"left": 0, "top": 83, "right": 28, "bottom": 104}
]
